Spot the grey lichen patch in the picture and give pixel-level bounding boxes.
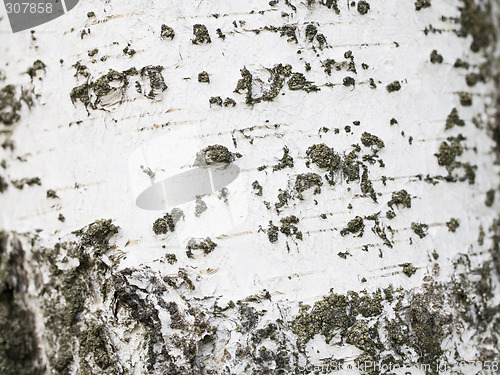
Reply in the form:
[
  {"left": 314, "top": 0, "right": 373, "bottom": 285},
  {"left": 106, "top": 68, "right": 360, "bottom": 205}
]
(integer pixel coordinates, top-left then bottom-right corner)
[
  {"left": 446, "top": 218, "right": 460, "bottom": 232},
  {"left": 341, "top": 216, "right": 364, "bottom": 237},
  {"left": 192, "top": 24, "right": 211, "bottom": 44},
  {"left": 415, "top": 0, "right": 431, "bottom": 11},
  {"left": 386, "top": 81, "right": 401, "bottom": 92},
  {"left": 280, "top": 215, "right": 302, "bottom": 240},
  {"left": 186, "top": 237, "right": 217, "bottom": 258},
  {"left": 360, "top": 132, "right": 385, "bottom": 151},
  {"left": 411, "top": 222, "right": 429, "bottom": 238},
  {"left": 387, "top": 189, "right": 411, "bottom": 209},
  {"left": 485, "top": 189, "right": 495, "bottom": 207},
  {"left": 11, "top": 177, "right": 41, "bottom": 189},
  {"left": 26, "top": 59, "right": 46, "bottom": 79},
  {"left": 194, "top": 144, "right": 236, "bottom": 166},
  {"left": 195, "top": 196, "right": 208, "bottom": 217},
  {"left": 198, "top": 71, "right": 210, "bottom": 83},
  {"left": 295, "top": 173, "right": 322, "bottom": 197},
  {"left": 160, "top": 24, "right": 175, "bottom": 40},
  {"left": 429, "top": 49, "right": 443, "bottom": 64},
  {"left": 445, "top": 108, "right": 465, "bottom": 129},
  {"left": 273, "top": 146, "right": 294, "bottom": 171},
  {"left": 357, "top": 1, "right": 370, "bottom": 15}
]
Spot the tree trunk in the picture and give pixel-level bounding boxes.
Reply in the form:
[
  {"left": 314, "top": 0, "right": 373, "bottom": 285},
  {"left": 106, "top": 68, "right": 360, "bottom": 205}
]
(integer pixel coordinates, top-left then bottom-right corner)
[{"left": 1, "top": 0, "right": 500, "bottom": 374}]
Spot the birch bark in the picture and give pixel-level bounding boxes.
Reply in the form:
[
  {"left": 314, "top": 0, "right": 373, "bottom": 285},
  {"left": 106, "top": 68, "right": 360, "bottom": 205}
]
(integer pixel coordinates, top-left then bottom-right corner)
[{"left": 1, "top": 0, "right": 500, "bottom": 374}]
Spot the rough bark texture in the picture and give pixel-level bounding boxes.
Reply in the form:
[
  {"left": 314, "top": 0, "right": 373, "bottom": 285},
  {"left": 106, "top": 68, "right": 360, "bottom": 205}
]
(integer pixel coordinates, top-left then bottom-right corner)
[{"left": 1, "top": 0, "right": 500, "bottom": 374}]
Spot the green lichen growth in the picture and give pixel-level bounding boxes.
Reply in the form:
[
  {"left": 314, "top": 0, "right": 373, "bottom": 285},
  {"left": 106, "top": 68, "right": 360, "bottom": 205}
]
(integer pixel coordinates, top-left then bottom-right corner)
[
  {"left": 153, "top": 213, "right": 175, "bottom": 235},
  {"left": 287, "top": 73, "right": 320, "bottom": 92},
  {"left": 223, "top": 97, "right": 236, "bottom": 107},
  {"left": 387, "top": 190, "right": 411, "bottom": 209},
  {"left": 11, "top": 177, "right": 41, "bottom": 189},
  {"left": 446, "top": 218, "right": 460, "bottom": 232},
  {"left": 0, "top": 232, "right": 40, "bottom": 375},
  {"left": 88, "top": 48, "right": 98, "bottom": 57},
  {"left": 27, "top": 59, "right": 46, "bottom": 79},
  {"left": 0, "top": 85, "right": 23, "bottom": 125},
  {"left": 209, "top": 96, "right": 223, "bottom": 106},
  {"left": 194, "top": 144, "right": 235, "bottom": 165},
  {"left": 0, "top": 175, "right": 7, "bottom": 193},
  {"left": 360, "top": 132, "right": 385, "bottom": 150},
  {"left": 273, "top": 146, "right": 294, "bottom": 171},
  {"left": 411, "top": 222, "right": 428, "bottom": 238},
  {"left": 435, "top": 137, "right": 463, "bottom": 167},
  {"left": 280, "top": 216, "right": 302, "bottom": 240},
  {"left": 457, "top": 0, "right": 495, "bottom": 52},
  {"left": 252, "top": 180, "right": 263, "bottom": 196},
  {"left": 459, "top": 92, "right": 472, "bottom": 106},
  {"left": 454, "top": 58, "right": 470, "bottom": 69},
  {"left": 192, "top": 24, "right": 211, "bottom": 44},
  {"left": 295, "top": 173, "right": 322, "bottom": 196},
  {"left": 357, "top": 1, "right": 370, "bottom": 15},
  {"left": 80, "top": 219, "right": 119, "bottom": 255},
  {"left": 415, "top": 0, "right": 431, "bottom": 10},
  {"left": 139, "top": 66, "right": 167, "bottom": 99},
  {"left": 402, "top": 263, "right": 417, "bottom": 277},
  {"left": 186, "top": 237, "right": 217, "bottom": 258},
  {"left": 198, "top": 71, "right": 210, "bottom": 83},
  {"left": 165, "top": 253, "right": 177, "bottom": 264},
  {"left": 429, "top": 49, "right": 443, "bottom": 63},
  {"left": 386, "top": 81, "right": 401, "bottom": 92},
  {"left": 485, "top": 189, "right": 495, "bottom": 207},
  {"left": 306, "top": 143, "right": 341, "bottom": 170},
  {"left": 445, "top": 108, "right": 465, "bottom": 129},
  {"left": 234, "top": 64, "right": 292, "bottom": 105},
  {"left": 160, "top": 24, "right": 175, "bottom": 40},
  {"left": 341, "top": 216, "right": 364, "bottom": 237},
  {"left": 267, "top": 221, "right": 279, "bottom": 243}
]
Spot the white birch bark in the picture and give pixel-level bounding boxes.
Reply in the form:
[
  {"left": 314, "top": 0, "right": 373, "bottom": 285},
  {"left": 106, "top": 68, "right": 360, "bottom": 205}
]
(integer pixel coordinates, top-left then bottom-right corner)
[{"left": 1, "top": 0, "right": 500, "bottom": 374}]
